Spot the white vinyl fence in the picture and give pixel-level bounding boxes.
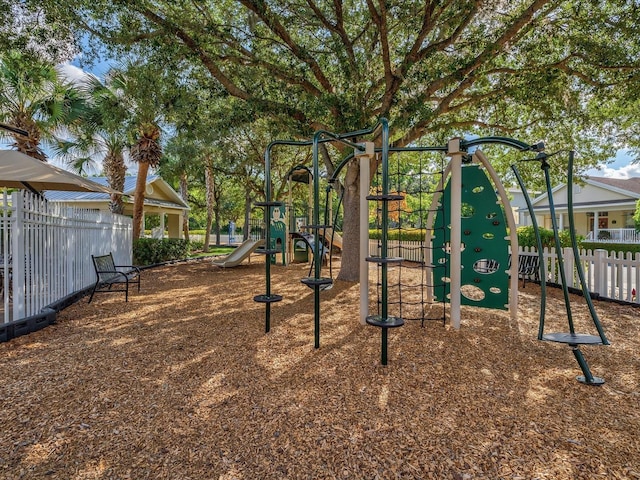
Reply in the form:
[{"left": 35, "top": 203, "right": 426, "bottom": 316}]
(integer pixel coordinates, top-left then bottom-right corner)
[
  {"left": 369, "top": 240, "right": 640, "bottom": 304},
  {"left": 1, "top": 190, "right": 133, "bottom": 323}
]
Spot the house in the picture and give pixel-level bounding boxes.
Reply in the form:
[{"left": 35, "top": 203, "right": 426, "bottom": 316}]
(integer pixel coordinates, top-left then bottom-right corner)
[
  {"left": 521, "top": 176, "right": 640, "bottom": 243},
  {"left": 44, "top": 175, "right": 189, "bottom": 239},
  {"left": 508, "top": 187, "right": 539, "bottom": 227}
]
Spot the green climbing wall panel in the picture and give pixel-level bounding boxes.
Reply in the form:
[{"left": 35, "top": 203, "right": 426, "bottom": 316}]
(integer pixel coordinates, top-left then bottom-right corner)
[{"left": 432, "top": 164, "right": 510, "bottom": 310}]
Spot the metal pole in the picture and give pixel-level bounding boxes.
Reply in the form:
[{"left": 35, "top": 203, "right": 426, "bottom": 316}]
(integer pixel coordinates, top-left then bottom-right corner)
[
  {"left": 542, "top": 159, "right": 575, "bottom": 332},
  {"left": 312, "top": 132, "right": 322, "bottom": 348},
  {"left": 511, "top": 164, "right": 547, "bottom": 339},
  {"left": 566, "top": 151, "right": 609, "bottom": 345}
]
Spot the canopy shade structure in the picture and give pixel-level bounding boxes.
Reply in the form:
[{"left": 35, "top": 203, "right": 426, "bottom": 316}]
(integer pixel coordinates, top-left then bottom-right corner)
[{"left": 0, "top": 150, "right": 119, "bottom": 194}]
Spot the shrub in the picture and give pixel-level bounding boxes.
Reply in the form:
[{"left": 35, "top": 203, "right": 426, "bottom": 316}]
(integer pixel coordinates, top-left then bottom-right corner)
[
  {"left": 516, "top": 225, "right": 582, "bottom": 249},
  {"left": 580, "top": 242, "right": 640, "bottom": 255},
  {"left": 188, "top": 240, "right": 204, "bottom": 252},
  {"left": 369, "top": 228, "right": 426, "bottom": 241},
  {"left": 133, "top": 238, "right": 189, "bottom": 265}
]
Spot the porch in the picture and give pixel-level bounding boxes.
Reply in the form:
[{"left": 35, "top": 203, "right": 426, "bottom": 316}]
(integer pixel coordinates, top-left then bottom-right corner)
[{"left": 586, "top": 227, "right": 640, "bottom": 243}]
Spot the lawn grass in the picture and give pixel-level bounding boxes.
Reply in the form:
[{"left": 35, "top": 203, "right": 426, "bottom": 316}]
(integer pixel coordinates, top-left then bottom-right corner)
[{"left": 188, "top": 246, "right": 235, "bottom": 258}]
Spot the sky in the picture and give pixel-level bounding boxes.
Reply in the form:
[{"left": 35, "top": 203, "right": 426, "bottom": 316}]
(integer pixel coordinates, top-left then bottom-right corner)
[{"left": 585, "top": 149, "right": 640, "bottom": 179}]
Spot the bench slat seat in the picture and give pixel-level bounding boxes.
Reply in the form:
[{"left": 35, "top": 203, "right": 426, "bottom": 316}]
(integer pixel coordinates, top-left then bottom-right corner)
[
  {"left": 89, "top": 253, "right": 141, "bottom": 303},
  {"left": 508, "top": 253, "right": 541, "bottom": 287}
]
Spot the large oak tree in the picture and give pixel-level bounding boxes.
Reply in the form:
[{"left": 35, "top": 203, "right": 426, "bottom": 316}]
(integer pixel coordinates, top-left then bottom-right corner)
[{"left": 41, "top": 0, "right": 640, "bottom": 279}]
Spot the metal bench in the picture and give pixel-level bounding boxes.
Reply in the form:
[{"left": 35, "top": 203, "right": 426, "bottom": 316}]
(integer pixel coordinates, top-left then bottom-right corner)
[
  {"left": 509, "top": 253, "right": 541, "bottom": 287},
  {"left": 88, "top": 253, "right": 141, "bottom": 303}
]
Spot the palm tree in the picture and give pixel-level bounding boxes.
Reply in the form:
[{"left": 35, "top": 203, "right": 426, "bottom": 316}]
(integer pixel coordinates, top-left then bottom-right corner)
[
  {"left": 106, "top": 64, "right": 169, "bottom": 239},
  {"left": 57, "top": 73, "right": 130, "bottom": 213},
  {"left": 0, "top": 50, "right": 85, "bottom": 161},
  {"left": 130, "top": 121, "right": 162, "bottom": 238}
]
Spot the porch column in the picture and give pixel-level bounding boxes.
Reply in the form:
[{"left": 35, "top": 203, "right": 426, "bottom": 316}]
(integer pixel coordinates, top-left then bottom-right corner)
[
  {"left": 167, "top": 213, "right": 182, "bottom": 239},
  {"left": 594, "top": 211, "right": 599, "bottom": 240},
  {"left": 558, "top": 213, "right": 564, "bottom": 231},
  {"left": 159, "top": 212, "right": 165, "bottom": 238}
]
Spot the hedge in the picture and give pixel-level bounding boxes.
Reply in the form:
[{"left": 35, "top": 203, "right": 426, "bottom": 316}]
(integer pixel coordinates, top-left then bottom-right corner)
[
  {"left": 580, "top": 242, "right": 640, "bottom": 256},
  {"left": 133, "top": 238, "right": 190, "bottom": 266},
  {"left": 369, "top": 228, "right": 426, "bottom": 241}
]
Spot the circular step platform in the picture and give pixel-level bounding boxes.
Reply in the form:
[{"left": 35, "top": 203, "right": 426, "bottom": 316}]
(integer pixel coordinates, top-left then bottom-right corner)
[
  {"left": 542, "top": 333, "right": 604, "bottom": 346},
  {"left": 366, "top": 194, "right": 405, "bottom": 201},
  {"left": 365, "top": 256, "right": 403, "bottom": 264},
  {"left": 253, "top": 294, "right": 283, "bottom": 304},
  {"left": 255, "top": 248, "right": 280, "bottom": 256},
  {"left": 366, "top": 315, "right": 405, "bottom": 328},
  {"left": 300, "top": 277, "right": 333, "bottom": 291}
]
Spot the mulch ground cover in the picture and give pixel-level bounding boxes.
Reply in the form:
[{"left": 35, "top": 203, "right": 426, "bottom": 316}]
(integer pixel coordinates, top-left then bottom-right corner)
[{"left": 1, "top": 257, "right": 638, "bottom": 479}]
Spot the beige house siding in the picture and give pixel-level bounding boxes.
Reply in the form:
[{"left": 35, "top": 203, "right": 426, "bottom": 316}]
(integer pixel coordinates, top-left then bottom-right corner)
[
  {"left": 44, "top": 176, "right": 189, "bottom": 239},
  {"left": 524, "top": 177, "right": 640, "bottom": 240}
]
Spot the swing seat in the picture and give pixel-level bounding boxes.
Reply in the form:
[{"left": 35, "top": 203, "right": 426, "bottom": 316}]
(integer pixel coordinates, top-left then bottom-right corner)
[{"left": 542, "top": 332, "right": 604, "bottom": 345}]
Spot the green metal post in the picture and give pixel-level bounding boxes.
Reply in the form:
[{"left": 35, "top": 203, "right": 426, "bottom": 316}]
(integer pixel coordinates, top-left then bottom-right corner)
[
  {"left": 264, "top": 145, "right": 273, "bottom": 333},
  {"left": 312, "top": 132, "right": 322, "bottom": 349},
  {"left": 542, "top": 159, "right": 575, "bottom": 333},
  {"left": 566, "top": 151, "right": 609, "bottom": 345},
  {"left": 380, "top": 119, "right": 390, "bottom": 322},
  {"left": 381, "top": 328, "right": 388, "bottom": 365},
  {"left": 511, "top": 164, "right": 547, "bottom": 339}
]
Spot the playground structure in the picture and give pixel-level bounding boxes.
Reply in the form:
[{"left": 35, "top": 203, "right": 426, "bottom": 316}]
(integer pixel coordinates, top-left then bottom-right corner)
[
  {"left": 265, "top": 164, "right": 342, "bottom": 269},
  {"left": 255, "top": 118, "right": 609, "bottom": 384},
  {"left": 512, "top": 150, "right": 609, "bottom": 385},
  {"left": 211, "top": 238, "right": 264, "bottom": 268}
]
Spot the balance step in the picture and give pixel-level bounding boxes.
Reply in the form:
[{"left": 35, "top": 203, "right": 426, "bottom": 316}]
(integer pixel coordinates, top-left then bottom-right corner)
[
  {"left": 366, "top": 315, "right": 405, "bottom": 328},
  {"left": 365, "top": 256, "right": 403, "bottom": 264},
  {"left": 542, "top": 333, "right": 604, "bottom": 345},
  {"left": 253, "top": 294, "right": 283, "bottom": 304}
]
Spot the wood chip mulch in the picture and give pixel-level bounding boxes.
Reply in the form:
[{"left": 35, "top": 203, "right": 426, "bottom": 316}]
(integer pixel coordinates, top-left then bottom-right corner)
[{"left": 0, "top": 257, "right": 639, "bottom": 479}]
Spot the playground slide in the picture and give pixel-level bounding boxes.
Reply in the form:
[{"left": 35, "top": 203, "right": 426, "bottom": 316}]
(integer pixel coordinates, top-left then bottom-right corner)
[
  {"left": 299, "top": 227, "right": 343, "bottom": 251},
  {"left": 322, "top": 228, "right": 343, "bottom": 250},
  {"left": 211, "top": 238, "right": 265, "bottom": 268},
  {"left": 291, "top": 232, "right": 327, "bottom": 257}
]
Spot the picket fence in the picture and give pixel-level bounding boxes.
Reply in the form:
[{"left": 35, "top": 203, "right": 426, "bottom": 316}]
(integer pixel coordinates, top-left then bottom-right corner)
[
  {"left": 1, "top": 190, "right": 133, "bottom": 324},
  {"left": 369, "top": 240, "right": 640, "bottom": 304}
]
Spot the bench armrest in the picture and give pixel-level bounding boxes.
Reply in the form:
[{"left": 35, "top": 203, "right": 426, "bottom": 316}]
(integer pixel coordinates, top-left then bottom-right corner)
[
  {"left": 95, "top": 269, "right": 128, "bottom": 278},
  {"left": 113, "top": 265, "right": 141, "bottom": 274}
]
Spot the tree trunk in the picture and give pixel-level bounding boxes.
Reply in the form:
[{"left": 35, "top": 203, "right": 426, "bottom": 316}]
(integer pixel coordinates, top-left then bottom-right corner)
[
  {"left": 243, "top": 189, "right": 252, "bottom": 241},
  {"left": 133, "top": 162, "right": 150, "bottom": 239},
  {"left": 179, "top": 172, "right": 190, "bottom": 242},
  {"left": 13, "top": 114, "right": 46, "bottom": 161},
  {"left": 336, "top": 161, "right": 362, "bottom": 282},
  {"left": 203, "top": 160, "right": 214, "bottom": 252},
  {"left": 214, "top": 176, "right": 222, "bottom": 245},
  {"left": 105, "top": 150, "right": 126, "bottom": 215},
  {"left": 214, "top": 205, "right": 221, "bottom": 246}
]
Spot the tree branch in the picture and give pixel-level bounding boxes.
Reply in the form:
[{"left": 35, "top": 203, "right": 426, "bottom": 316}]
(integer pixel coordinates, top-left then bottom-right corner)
[{"left": 238, "top": 0, "right": 335, "bottom": 93}]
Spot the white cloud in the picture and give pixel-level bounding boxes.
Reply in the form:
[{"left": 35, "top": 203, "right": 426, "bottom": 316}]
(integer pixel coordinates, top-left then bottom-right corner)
[
  {"left": 56, "top": 62, "right": 93, "bottom": 85},
  {"left": 586, "top": 149, "right": 640, "bottom": 179},
  {"left": 594, "top": 163, "right": 640, "bottom": 179},
  {"left": 604, "top": 164, "right": 640, "bottom": 178}
]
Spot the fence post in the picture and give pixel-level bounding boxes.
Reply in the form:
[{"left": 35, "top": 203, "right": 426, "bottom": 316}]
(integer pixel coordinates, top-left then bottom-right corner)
[
  {"left": 593, "top": 249, "right": 607, "bottom": 296},
  {"left": 563, "top": 247, "right": 574, "bottom": 288},
  {"left": 12, "top": 192, "right": 25, "bottom": 319}
]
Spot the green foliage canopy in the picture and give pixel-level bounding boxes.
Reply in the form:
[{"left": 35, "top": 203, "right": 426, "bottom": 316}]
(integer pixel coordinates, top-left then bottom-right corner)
[{"left": 39, "top": 0, "right": 640, "bottom": 167}]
